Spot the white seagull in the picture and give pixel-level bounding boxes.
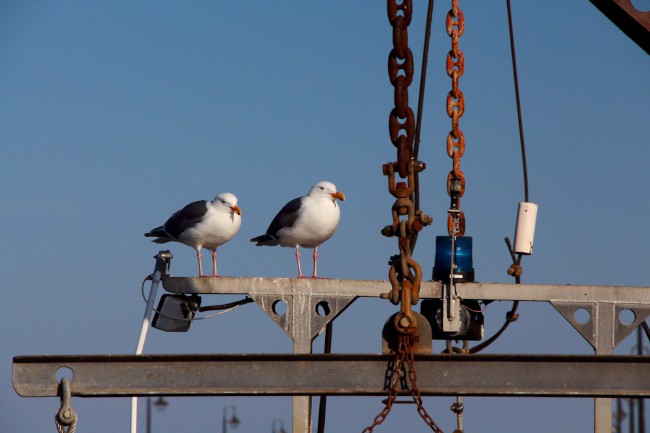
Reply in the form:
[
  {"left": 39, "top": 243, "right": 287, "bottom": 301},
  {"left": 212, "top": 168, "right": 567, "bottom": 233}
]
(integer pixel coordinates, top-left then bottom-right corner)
[
  {"left": 145, "top": 193, "right": 242, "bottom": 277},
  {"left": 251, "top": 181, "right": 345, "bottom": 278}
]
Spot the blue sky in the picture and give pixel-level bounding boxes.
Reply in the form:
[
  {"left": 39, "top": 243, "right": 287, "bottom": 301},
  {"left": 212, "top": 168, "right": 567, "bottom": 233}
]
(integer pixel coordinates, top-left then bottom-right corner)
[{"left": 1, "top": 1, "right": 649, "bottom": 432}]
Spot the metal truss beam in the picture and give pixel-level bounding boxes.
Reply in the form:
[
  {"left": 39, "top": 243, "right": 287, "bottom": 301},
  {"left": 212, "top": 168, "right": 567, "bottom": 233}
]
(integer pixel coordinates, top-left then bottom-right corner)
[
  {"left": 13, "top": 354, "right": 650, "bottom": 398},
  {"left": 160, "top": 276, "right": 650, "bottom": 304}
]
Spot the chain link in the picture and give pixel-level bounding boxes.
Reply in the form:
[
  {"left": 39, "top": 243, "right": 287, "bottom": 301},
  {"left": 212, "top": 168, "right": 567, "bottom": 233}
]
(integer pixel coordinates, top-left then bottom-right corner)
[
  {"left": 404, "top": 336, "right": 446, "bottom": 433},
  {"left": 445, "top": 0, "right": 466, "bottom": 237},
  {"left": 387, "top": 0, "right": 414, "bottom": 179},
  {"left": 383, "top": 0, "right": 431, "bottom": 324},
  {"left": 363, "top": 335, "right": 445, "bottom": 432},
  {"left": 362, "top": 345, "right": 405, "bottom": 433},
  {"left": 370, "top": 2, "right": 438, "bottom": 430}
]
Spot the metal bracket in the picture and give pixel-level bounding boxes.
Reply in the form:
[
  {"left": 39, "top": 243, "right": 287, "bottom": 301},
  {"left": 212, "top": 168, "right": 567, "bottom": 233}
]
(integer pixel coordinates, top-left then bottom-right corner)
[
  {"left": 442, "top": 282, "right": 462, "bottom": 332},
  {"left": 250, "top": 293, "right": 355, "bottom": 354},
  {"left": 551, "top": 302, "right": 650, "bottom": 354}
]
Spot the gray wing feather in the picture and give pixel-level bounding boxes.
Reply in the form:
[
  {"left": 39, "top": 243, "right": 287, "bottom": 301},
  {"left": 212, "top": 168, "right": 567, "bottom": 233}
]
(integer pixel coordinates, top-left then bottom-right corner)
[{"left": 250, "top": 197, "right": 303, "bottom": 246}]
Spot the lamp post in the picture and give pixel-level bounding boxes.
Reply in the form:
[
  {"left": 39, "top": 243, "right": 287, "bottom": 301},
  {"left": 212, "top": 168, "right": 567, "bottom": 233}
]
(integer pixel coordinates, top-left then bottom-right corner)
[
  {"left": 222, "top": 405, "right": 240, "bottom": 433},
  {"left": 272, "top": 418, "right": 286, "bottom": 433},
  {"left": 146, "top": 396, "right": 168, "bottom": 433}
]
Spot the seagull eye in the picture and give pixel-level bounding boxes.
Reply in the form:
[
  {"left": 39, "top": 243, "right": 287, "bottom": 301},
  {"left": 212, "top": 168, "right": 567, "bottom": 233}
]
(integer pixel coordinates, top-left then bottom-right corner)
[{"left": 319, "top": 186, "right": 324, "bottom": 190}]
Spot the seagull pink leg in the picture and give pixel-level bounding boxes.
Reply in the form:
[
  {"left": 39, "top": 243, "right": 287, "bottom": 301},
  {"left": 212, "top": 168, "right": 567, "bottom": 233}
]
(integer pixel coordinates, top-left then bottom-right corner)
[
  {"left": 312, "top": 247, "right": 319, "bottom": 278},
  {"left": 196, "top": 250, "right": 205, "bottom": 277},
  {"left": 295, "top": 246, "right": 304, "bottom": 278},
  {"left": 211, "top": 249, "right": 219, "bottom": 277}
]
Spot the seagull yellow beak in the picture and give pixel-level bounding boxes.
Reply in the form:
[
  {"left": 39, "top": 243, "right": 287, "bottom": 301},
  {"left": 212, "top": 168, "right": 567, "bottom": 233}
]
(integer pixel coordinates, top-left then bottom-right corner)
[
  {"left": 331, "top": 191, "right": 346, "bottom": 201},
  {"left": 231, "top": 205, "right": 242, "bottom": 215}
]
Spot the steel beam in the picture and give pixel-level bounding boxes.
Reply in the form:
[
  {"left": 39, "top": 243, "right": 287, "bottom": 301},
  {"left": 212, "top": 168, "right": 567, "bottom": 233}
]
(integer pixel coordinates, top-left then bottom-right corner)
[
  {"left": 161, "top": 276, "right": 650, "bottom": 304},
  {"left": 13, "top": 354, "right": 650, "bottom": 398}
]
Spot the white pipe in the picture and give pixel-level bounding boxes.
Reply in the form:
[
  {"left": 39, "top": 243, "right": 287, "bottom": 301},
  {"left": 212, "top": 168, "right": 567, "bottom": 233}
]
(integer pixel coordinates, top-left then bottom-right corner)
[
  {"left": 131, "top": 253, "right": 168, "bottom": 433},
  {"left": 513, "top": 202, "right": 538, "bottom": 255}
]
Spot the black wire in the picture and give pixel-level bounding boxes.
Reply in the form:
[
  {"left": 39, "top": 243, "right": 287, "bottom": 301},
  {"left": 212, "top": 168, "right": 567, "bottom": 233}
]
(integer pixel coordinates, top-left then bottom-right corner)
[
  {"left": 471, "top": 0, "right": 531, "bottom": 355},
  {"left": 198, "top": 297, "right": 254, "bottom": 312},
  {"left": 316, "top": 306, "right": 334, "bottom": 433},
  {"left": 410, "top": 0, "right": 435, "bottom": 254},
  {"left": 413, "top": 0, "right": 435, "bottom": 162},
  {"left": 506, "top": 0, "right": 530, "bottom": 203},
  {"left": 642, "top": 320, "right": 650, "bottom": 344}
]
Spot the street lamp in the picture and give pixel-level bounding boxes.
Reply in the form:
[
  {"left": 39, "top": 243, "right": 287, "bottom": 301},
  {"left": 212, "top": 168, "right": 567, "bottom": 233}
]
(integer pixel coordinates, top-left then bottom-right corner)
[
  {"left": 146, "top": 396, "right": 169, "bottom": 433},
  {"left": 222, "top": 405, "right": 240, "bottom": 433},
  {"left": 272, "top": 418, "right": 286, "bottom": 433}
]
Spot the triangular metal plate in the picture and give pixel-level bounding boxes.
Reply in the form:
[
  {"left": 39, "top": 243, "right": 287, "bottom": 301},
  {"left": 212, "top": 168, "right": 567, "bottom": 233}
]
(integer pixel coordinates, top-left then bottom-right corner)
[
  {"left": 250, "top": 294, "right": 356, "bottom": 347},
  {"left": 552, "top": 302, "right": 650, "bottom": 352},
  {"left": 551, "top": 302, "right": 598, "bottom": 349},
  {"left": 613, "top": 304, "right": 650, "bottom": 348}
]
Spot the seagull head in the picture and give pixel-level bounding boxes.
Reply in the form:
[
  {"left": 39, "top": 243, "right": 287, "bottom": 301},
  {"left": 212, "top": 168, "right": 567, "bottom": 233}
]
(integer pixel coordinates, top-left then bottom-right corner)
[
  {"left": 214, "top": 192, "right": 242, "bottom": 215},
  {"left": 309, "top": 181, "right": 345, "bottom": 202}
]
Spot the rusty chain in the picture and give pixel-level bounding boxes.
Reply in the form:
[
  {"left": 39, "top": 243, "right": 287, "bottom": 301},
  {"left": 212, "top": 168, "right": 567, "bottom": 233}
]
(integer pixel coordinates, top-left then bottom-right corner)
[
  {"left": 445, "top": 0, "right": 466, "bottom": 238},
  {"left": 371, "top": 1, "right": 442, "bottom": 430},
  {"left": 361, "top": 342, "right": 405, "bottom": 432},
  {"left": 404, "top": 336, "right": 446, "bottom": 432},
  {"left": 382, "top": 0, "right": 431, "bottom": 333},
  {"left": 363, "top": 335, "right": 445, "bottom": 433},
  {"left": 387, "top": 0, "right": 415, "bottom": 180}
]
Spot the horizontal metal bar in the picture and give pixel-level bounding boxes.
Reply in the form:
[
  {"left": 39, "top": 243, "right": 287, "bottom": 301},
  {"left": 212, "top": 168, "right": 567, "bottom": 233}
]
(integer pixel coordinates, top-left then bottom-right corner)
[
  {"left": 13, "top": 354, "right": 650, "bottom": 398},
  {"left": 161, "top": 276, "right": 650, "bottom": 305}
]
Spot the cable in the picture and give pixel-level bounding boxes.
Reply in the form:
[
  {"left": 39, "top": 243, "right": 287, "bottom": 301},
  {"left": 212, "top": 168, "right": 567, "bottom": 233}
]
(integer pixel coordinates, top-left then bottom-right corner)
[
  {"left": 139, "top": 274, "right": 252, "bottom": 322},
  {"left": 506, "top": 0, "right": 529, "bottom": 202},
  {"left": 410, "top": 0, "right": 435, "bottom": 254},
  {"left": 316, "top": 305, "right": 334, "bottom": 433},
  {"left": 470, "top": 1, "right": 532, "bottom": 355}
]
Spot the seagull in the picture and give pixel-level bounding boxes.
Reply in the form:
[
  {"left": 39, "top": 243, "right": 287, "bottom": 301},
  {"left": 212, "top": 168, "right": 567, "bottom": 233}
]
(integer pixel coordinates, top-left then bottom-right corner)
[
  {"left": 145, "top": 193, "right": 242, "bottom": 277},
  {"left": 251, "top": 181, "right": 345, "bottom": 278}
]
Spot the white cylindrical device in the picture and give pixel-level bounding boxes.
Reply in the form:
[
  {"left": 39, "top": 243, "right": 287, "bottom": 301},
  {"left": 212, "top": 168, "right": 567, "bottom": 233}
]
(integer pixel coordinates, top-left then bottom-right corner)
[{"left": 513, "top": 202, "right": 538, "bottom": 255}]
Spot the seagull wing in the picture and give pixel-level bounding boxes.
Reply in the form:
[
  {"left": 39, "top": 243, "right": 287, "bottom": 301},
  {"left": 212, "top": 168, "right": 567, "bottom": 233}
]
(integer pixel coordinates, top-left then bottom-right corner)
[
  {"left": 251, "top": 197, "right": 304, "bottom": 245},
  {"left": 162, "top": 200, "right": 209, "bottom": 239}
]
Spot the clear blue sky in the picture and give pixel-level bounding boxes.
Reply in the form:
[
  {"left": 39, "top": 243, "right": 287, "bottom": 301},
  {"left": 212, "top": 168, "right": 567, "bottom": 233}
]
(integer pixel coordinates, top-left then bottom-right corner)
[{"left": 1, "top": 1, "right": 649, "bottom": 432}]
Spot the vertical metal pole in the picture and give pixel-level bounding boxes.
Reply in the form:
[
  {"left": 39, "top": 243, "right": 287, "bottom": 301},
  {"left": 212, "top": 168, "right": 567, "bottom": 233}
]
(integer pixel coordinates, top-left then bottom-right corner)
[
  {"left": 146, "top": 397, "right": 152, "bottom": 433},
  {"left": 131, "top": 252, "right": 170, "bottom": 433},
  {"left": 594, "top": 303, "right": 614, "bottom": 433},
  {"left": 292, "top": 293, "right": 313, "bottom": 433},
  {"left": 637, "top": 327, "right": 645, "bottom": 433},
  {"left": 222, "top": 406, "right": 227, "bottom": 433}
]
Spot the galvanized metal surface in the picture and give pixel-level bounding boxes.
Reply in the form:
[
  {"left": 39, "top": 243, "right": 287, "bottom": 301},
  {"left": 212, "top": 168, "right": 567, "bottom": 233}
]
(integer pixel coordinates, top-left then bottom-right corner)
[
  {"left": 160, "top": 276, "right": 650, "bottom": 433},
  {"left": 161, "top": 277, "right": 650, "bottom": 304},
  {"left": 13, "top": 354, "right": 650, "bottom": 398},
  {"left": 162, "top": 276, "right": 650, "bottom": 354}
]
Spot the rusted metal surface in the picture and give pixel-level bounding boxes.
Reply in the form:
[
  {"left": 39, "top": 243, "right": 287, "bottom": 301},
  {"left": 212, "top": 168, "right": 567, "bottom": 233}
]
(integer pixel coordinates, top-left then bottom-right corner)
[
  {"left": 383, "top": 0, "right": 432, "bottom": 346},
  {"left": 445, "top": 0, "right": 467, "bottom": 238},
  {"left": 387, "top": 0, "right": 415, "bottom": 179},
  {"left": 13, "top": 354, "right": 650, "bottom": 398},
  {"left": 588, "top": 0, "right": 650, "bottom": 55}
]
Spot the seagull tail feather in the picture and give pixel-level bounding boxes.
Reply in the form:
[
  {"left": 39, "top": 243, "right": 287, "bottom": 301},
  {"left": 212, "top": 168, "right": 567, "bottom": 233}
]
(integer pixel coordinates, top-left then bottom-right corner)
[
  {"left": 144, "top": 226, "right": 171, "bottom": 243},
  {"left": 250, "top": 234, "right": 278, "bottom": 246}
]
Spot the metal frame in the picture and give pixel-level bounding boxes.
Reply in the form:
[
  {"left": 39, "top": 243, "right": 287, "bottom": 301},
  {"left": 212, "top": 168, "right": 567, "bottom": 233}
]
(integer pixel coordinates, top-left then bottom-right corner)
[
  {"left": 12, "top": 257, "right": 650, "bottom": 433},
  {"left": 13, "top": 354, "right": 649, "bottom": 397}
]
